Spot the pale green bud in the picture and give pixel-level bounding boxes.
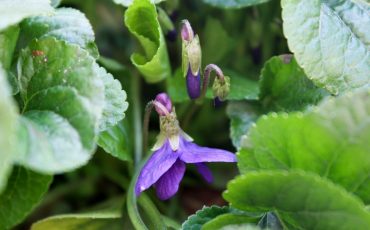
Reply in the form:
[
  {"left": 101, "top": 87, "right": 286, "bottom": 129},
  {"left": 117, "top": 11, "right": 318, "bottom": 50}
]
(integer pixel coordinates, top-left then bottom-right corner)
[{"left": 212, "top": 76, "right": 230, "bottom": 101}]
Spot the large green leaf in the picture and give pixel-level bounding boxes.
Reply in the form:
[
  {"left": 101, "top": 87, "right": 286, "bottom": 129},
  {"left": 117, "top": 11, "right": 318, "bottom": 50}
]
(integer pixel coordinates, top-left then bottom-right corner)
[
  {"left": 281, "top": 0, "right": 370, "bottom": 94},
  {"left": 224, "top": 171, "right": 370, "bottom": 230},
  {"left": 0, "top": 0, "right": 53, "bottom": 32},
  {"left": 20, "top": 8, "right": 99, "bottom": 58},
  {"left": 238, "top": 89, "right": 370, "bottom": 203},
  {"left": 98, "top": 67, "right": 129, "bottom": 131},
  {"left": 202, "top": 0, "right": 271, "bottom": 9},
  {"left": 124, "top": 0, "right": 171, "bottom": 83},
  {"left": 181, "top": 205, "right": 259, "bottom": 230},
  {"left": 16, "top": 37, "right": 105, "bottom": 173},
  {"left": 259, "top": 55, "right": 328, "bottom": 111},
  {"left": 98, "top": 119, "right": 132, "bottom": 162},
  {"left": 0, "top": 66, "right": 18, "bottom": 192},
  {"left": 31, "top": 198, "right": 124, "bottom": 230},
  {"left": 0, "top": 167, "right": 52, "bottom": 230}
]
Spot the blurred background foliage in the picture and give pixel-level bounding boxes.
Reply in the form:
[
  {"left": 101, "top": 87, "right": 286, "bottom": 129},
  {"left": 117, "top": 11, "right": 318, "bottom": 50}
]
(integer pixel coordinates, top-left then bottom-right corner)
[{"left": 15, "top": 0, "right": 290, "bottom": 228}]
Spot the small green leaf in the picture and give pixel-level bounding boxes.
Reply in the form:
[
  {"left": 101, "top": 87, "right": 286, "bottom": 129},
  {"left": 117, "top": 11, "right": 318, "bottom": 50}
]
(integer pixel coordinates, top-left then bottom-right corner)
[
  {"left": 0, "top": 166, "right": 52, "bottom": 230},
  {"left": 98, "top": 120, "right": 132, "bottom": 162},
  {"left": 16, "top": 37, "right": 105, "bottom": 173},
  {"left": 98, "top": 67, "right": 128, "bottom": 131},
  {"left": 226, "top": 102, "right": 260, "bottom": 149},
  {"left": 0, "top": 25, "right": 20, "bottom": 69},
  {"left": 0, "top": 0, "right": 53, "bottom": 32},
  {"left": 31, "top": 198, "right": 124, "bottom": 230},
  {"left": 202, "top": 0, "right": 271, "bottom": 9},
  {"left": 0, "top": 66, "right": 18, "bottom": 192},
  {"left": 281, "top": 0, "right": 370, "bottom": 94},
  {"left": 238, "top": 89, "right": 370, "bottom": 203},
  {"left": 259, "top": 55, "right": 329, "bottom": 111},
  {"left": 20, "top": 8, "right": 99, "bottom": 58},
  {"left": 224, "top": 171, "right": 370, "bottom": 230},
  {"left": 181, "top": 206, "right": 259, "bottom": 230},
  {"left": 124, "top": 0, "right": 171, "bottom": 83}
]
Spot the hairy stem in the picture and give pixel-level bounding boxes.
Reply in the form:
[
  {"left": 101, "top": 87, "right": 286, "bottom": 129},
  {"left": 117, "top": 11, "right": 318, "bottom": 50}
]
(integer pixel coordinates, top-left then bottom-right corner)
[{"left": 200, "top": 64, "right": 225, "bottom": 98}]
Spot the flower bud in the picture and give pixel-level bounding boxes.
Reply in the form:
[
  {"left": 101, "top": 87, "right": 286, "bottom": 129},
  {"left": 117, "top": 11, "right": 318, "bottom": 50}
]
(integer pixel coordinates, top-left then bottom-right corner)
[
  {"left": 181, "top": 20, "right": 194, "bottom": 41},
  {"left": 181, "top": 20, "right": 201, "bottom": 79},
  {"left": 186, "top": 67, "right": 201, "bottom": 99},
  {"left": 212, "top": 76, "right": 230, "bottom": 101},
  {"left": 154, "top": 93, "right": 172, "bottom": 116}
]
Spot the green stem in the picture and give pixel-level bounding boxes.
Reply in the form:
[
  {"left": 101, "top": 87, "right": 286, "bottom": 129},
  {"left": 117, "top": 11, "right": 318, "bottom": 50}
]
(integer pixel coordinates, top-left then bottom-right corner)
[
  {"left": 127, "top": 168, "right": 148, "bottom": 230},
  {"left": 127, "top": 159, "right": 166, "bottom": 230},
  {"left": 143, "top": 101, "right": 154, "bottom": 156},
  {"left": 132, "top": 74, "right": 142, "bottom": 166}
]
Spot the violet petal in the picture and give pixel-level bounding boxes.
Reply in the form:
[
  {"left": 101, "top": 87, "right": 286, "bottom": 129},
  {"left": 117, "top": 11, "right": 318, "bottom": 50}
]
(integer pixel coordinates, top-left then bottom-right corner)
[
  {"left": 154, "top": 160, "right": 186, "bottom": 200},
  {"left": 135, "top": 140, "right": 180, "bottom": 196},
  {"left": 179, "top": 138, "right": 236, "bottom": 163},
  {"left": 186, "top": 67, "right": 201, "bottom": 99},
  {"left": 195, "top": 163, "right": 213, "bottom": 183}
]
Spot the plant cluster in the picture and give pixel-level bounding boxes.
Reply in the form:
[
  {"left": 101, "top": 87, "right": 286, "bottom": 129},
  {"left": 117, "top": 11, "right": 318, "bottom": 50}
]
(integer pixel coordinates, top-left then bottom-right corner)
[{"left": 0, "top": 0, "right": 368, "bottom": 229}]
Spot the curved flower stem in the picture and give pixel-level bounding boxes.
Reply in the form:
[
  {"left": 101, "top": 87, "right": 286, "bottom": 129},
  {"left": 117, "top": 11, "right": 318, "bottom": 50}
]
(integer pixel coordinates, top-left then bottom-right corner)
[
  {"left": 132, "top": 74, "right": 143, "bottom": 166},
  {"left": 143, "top": 101, "right": 154, "bottom": 156},
  {"left": 127, "top": 165, "right": 149, "bottom": 230},
  {"left": 200, "top": 64, "right": 225, "bottom": 99},
  {"left": 143, "top": 100, "right": 170, "bottom": 155},
  {"left": 127, "top": 158, "right": 166, "bottom": 230}
]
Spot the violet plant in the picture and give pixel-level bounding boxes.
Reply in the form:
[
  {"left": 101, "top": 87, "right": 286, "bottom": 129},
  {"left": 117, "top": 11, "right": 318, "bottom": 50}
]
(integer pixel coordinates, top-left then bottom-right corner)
[
  {"left": 0, "top": 0, "right": 368, "bottom": 229},
  {"left": 136, "top": 93, "right": 236, "bottom": 200}
]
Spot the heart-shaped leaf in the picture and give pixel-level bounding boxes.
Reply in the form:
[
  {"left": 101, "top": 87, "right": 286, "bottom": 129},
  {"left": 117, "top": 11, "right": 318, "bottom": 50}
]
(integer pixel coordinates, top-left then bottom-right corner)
[
  {"left": 16, "top": 37, "right": 105, "bottom": 173},
  {"left": 282, "top": 0, "right": 370, "bottom": 94},
  {"left": 259, "top": 55, "right": 329, "bottom": 111},
  {"left": 239, "top": 89, "right": 370, "bottom": 203},
  {"left": 224, "top": 171, "right": 370, "bottom": 230}
]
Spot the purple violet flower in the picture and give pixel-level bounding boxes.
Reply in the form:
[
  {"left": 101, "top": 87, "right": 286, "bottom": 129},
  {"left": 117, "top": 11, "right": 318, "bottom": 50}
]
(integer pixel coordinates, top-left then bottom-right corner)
[
  {"left": 136, "top": 93, "right": 236, "bottom": 200},
  {"left": 181, "top": 20, "right": 202, "bottom": 100}
]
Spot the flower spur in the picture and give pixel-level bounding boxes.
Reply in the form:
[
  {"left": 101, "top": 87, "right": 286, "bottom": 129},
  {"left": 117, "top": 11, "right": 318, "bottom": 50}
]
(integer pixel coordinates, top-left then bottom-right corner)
[{"left": 135, "top": 93, "right": 236, "bottom": 200}]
